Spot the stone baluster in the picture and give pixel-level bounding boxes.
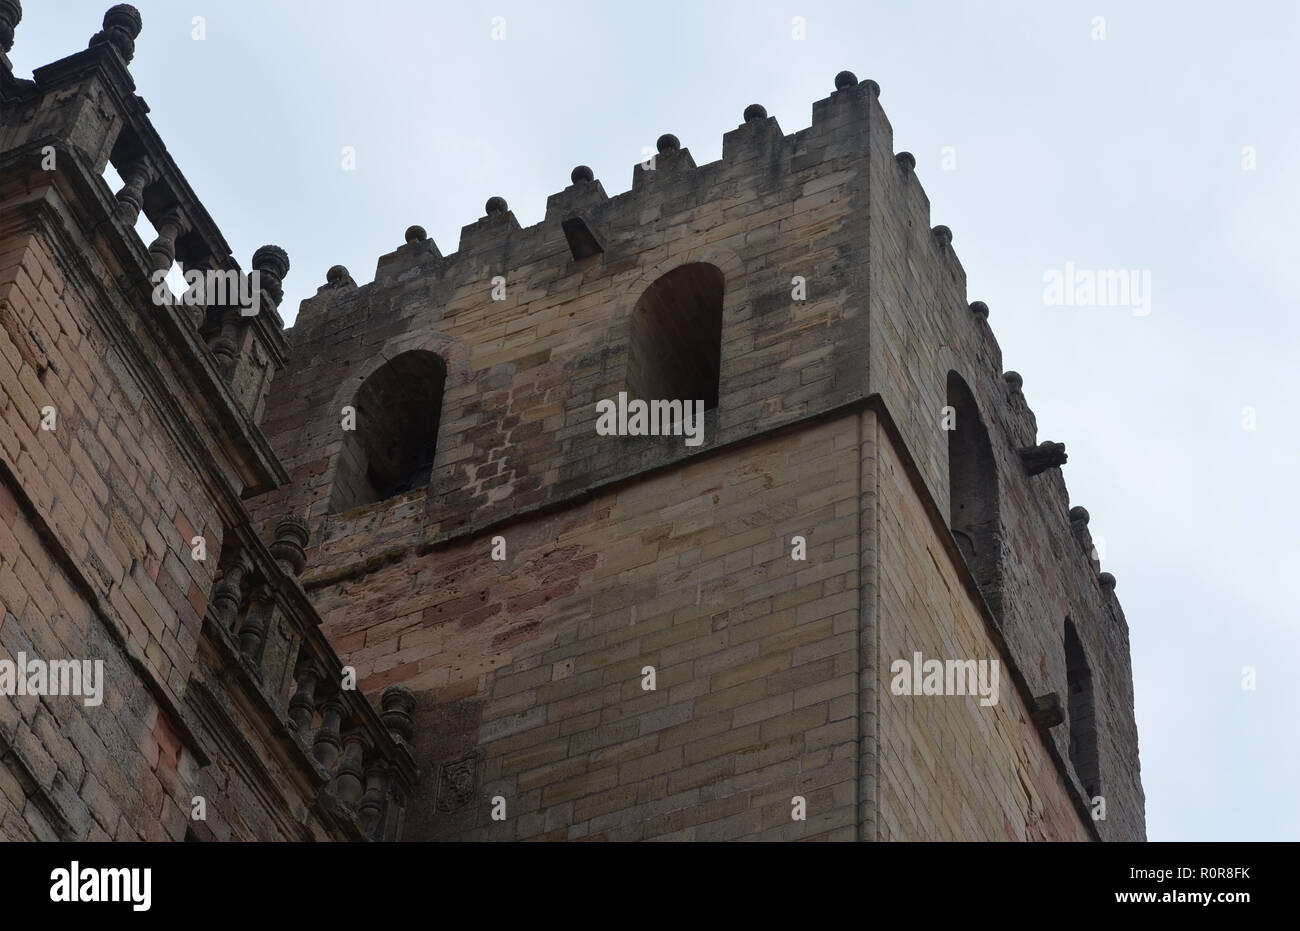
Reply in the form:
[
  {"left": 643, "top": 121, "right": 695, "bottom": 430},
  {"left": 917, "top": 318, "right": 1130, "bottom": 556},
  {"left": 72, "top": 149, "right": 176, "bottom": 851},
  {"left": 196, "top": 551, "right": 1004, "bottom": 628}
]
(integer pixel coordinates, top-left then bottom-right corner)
[
  {"left": 312, "top": 695, "right": 345, "bottom": 769},
  {"left": 381, "top": 685, "right": 416, "bottom": 745},
  {"left": 237, "top": 587, "right": 273, "bottom": 666},
  {"left": 269, "top": 515, "right": 308, "bottom": 577},
  {"left": 208, "top": 550, "right": 252, "bottom": 630},
  {"left": 334, "top": 730, "right": 370, "bottom": 804},
  {"left": 358, "top": 759, "right": 390, "bottom": 838},
  {"left": 113, "top": 158, "right": 153, "bottom": 225},
  {"left": 147, "top": 209, "right": 189, "bottom": 274},
  {"left": 287, "top": 658, "right": 322, "bottom": 733}
]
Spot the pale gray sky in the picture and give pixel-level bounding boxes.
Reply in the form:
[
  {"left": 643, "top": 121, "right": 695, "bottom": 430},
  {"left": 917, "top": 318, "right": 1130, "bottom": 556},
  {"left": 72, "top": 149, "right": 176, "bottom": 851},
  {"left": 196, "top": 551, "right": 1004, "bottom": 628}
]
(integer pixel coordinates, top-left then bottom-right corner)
[{"left": 15, "top": 0, "right": 1298, "bottom": 840}]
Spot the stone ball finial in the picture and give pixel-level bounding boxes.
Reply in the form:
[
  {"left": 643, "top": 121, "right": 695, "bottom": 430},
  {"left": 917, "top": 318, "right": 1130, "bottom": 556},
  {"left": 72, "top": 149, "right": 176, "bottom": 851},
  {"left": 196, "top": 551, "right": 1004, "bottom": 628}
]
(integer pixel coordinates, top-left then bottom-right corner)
[
  {"left": 969, "top": 300, "right": 989, "bottom": 319},
  {"left": 895, "top": 152, "right": 916, "bottom": 171},
  {"left": 404, "top": 224, "right": 427, "bottom": 245},
  {"left": 326, "top": 264, "right": 348, "bottom": 286},
  {"left": 89, "top": 3, "right": 142, "bottom": 63},
  {"left": 104, "top": 3, "right": 141, "bottom": 30},
  {"left": 570, "top": 165, "right": 594, "bottom": 184},
  {"left": 932, "top": 225, "right": 953, "bottom": 247},
  {"left": 1099, "top": 572, "right": 1117, "bottom": 591},
  {"left": 834, "top": 70, "right": 857, "bottom": 90},
  {"left": 0, "top": 0, "right": 22, "bottom": 55},
  {"left": 656, "top": 133, "right": 680, "bottom": 155},
  {"left": 1003, "top": 371, "right": 1023, "bottom": 391},
  {"left": 864, "top": 79, "right": 881, "bottom": 97},
  {"left": 252, "top": 244, "right": 289, "bottom": 280},
  {"left": 743, "top": 104, "right": 767, "bottom": 123},
  {"left": 251, "top": 245, "right": 288, "bottom": 307},
  {"left": 1069, "top": 506, "right": 1091, "bottom": 526},
  {"left": 485, "top": 195, "right": 508, "bottom": 216}
]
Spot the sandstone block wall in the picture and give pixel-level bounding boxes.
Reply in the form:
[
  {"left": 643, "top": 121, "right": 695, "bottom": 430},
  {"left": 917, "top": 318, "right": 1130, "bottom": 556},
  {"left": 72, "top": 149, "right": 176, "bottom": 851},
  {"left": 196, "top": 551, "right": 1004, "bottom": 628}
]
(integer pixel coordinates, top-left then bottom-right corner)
[
  {"left": 862, "top": 94, "right": 1145, "bottom": 840},
  {"left": 1, "top": 4, "right": 1144, "bottom": 841},
  {"left": 250, "top": 83, "right": 884, "bottom": 561},
  {"left": 0, "top": 180, "right": 366, "bottom": 842},
  {"left": 0, "top": 225, "right": 212, "bottom": 840},
  {"left": 871, "top": 412, "right": 1092, "bottom": 841},
  {"left": 247, "top": 75, "right": 1144, "bottom": 841},
  {"left": 308, "top": 415, "right": 866, "bottom": 841}
]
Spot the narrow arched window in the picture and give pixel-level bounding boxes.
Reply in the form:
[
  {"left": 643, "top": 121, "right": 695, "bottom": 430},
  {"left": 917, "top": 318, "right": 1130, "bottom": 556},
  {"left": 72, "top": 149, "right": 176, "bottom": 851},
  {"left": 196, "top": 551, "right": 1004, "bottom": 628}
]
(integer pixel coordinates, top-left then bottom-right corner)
[
  {"left": 627, "top": 263, "right": 724, "bottom": 410},
  {"left": 946, "top": 371, "right": 1003, "bottom": 622},
  {"left": 1064, "top": 618, "right": 1101, "bottom": 797},
  {"left": 329, "top": 350, "right": 447, "bottom": 513}
]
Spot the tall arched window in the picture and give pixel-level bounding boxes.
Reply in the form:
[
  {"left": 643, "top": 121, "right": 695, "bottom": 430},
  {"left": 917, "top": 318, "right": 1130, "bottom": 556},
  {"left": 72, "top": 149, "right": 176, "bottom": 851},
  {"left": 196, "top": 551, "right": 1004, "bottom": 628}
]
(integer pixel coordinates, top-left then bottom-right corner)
[
  {"left": 1064, "top": 618, "right": 1101, "bottom": 797},
  {"left": 946, "top": 371, "right": 1003, "bottom": 622},
  {"left": 627, "top": 263, "right": 724, "bottom": 410},
  {"left": 329, "top": 350, "right": 447, "bottom": 513}
]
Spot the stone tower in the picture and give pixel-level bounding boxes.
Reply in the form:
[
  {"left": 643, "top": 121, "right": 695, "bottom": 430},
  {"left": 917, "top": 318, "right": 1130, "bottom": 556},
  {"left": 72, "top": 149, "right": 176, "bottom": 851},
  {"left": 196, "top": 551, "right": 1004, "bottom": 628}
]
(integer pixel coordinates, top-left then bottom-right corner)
[
  {"left": 0, "top": 4, "right": 1144, "bottom": 842},
  {"left": 249, "top": 72, "right": 1145, "bottom": 839}
]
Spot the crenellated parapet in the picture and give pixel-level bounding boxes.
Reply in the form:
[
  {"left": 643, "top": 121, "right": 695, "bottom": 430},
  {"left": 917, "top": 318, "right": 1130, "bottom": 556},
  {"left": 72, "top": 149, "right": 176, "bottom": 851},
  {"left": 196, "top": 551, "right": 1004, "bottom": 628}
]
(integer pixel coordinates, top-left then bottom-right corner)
[
  {"left": 248, "top": 61, "right": 1142, "bottom": 839},
  {"left": 292, "top": 72, "right": 895, "bottom": 339},
  {"left": 263, "top": 71, "right": 1134, "bottom": 632}
]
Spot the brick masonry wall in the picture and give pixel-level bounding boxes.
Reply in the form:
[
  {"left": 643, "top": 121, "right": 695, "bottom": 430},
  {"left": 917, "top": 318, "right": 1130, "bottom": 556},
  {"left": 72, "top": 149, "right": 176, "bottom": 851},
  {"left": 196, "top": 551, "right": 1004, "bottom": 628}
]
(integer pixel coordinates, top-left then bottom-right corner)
[
  {"left": 243, "top": 77, "right": 1142, "bottom": 841},
  {"left": 872, "top": 412, "right": 1090, "bottom": 841},
  {"left": 305, "top": 407, "right": 1093, "bottom": 842},
  {"left": 308, "top": 415, "right": 864, "bottom": 841},
  {"left": 0, "top": 226, "right": 211, "bottom": 840},
  {"left": 3, "top": 16, "right": 1138, "bottom": 841},
  {"left": 0, "top": 216, "right": 344, "bottom": 841},
  {"left": 863, "top": 96, "right": 1145, "bottom": 840},
  {"left": 249, "top": 83, "right": 882, "bottom": 568}
]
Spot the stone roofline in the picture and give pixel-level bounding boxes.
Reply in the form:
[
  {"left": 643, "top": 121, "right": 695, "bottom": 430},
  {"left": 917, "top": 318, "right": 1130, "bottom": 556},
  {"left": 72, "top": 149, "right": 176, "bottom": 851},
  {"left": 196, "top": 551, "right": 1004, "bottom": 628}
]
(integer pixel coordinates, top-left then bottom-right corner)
[{"left": 282, "top": 63, "right": 1124, "bottom": 607}]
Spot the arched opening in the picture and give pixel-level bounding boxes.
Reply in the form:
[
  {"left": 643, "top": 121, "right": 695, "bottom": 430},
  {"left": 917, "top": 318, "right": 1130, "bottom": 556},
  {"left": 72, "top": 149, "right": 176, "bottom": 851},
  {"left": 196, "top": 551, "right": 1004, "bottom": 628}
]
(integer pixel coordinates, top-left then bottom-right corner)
[
  {"left": 1064, "top": 618, "right": 1101, "bottom": 797},
  {"left": 946, "top": 371, "right": 1003, "bottom": 622},
  {"left": 627, "top": 263, "right": 724, "bottom": 410},
  {"left": 329, "top": 350, "right": 447, "bottom": 513}
]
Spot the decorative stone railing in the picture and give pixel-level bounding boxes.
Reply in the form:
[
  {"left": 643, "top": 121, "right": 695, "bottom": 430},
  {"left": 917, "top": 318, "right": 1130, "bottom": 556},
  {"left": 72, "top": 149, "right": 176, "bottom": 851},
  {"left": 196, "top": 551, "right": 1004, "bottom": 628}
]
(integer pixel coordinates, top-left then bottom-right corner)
[
  {"left": 1, "top": 3, "right": 287, "bottom": 426},
  {"left": 205, "top": 514, "right": 418, "bottom": 841}
]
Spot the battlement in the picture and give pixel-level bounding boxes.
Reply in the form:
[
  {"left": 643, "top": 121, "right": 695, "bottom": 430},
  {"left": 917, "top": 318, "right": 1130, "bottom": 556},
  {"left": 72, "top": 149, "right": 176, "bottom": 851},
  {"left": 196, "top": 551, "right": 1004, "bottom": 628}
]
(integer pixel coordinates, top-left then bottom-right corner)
[
  {"left": 252, "top": 66, "right": 1143, "bottom": 840},
  {"left": 297, "top": 74, "right": 889, "bottom": 325},
  {"left": 266, "top": 68, "right": 1055, "bottom": 556},
  {"left": 0, "top": 1, "right": 1143, "bottom": 842}
]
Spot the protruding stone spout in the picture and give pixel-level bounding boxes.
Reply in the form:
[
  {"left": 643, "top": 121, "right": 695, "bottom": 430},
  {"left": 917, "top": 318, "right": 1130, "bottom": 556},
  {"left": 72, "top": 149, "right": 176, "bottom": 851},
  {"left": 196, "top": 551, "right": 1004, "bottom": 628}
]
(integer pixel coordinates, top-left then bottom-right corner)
[
  {"left": 1031, "top": 693, "right": 1064, "bottom": 729},
  {"left": 1019, "top": 441, "right": 1067, "bottom": 476}
]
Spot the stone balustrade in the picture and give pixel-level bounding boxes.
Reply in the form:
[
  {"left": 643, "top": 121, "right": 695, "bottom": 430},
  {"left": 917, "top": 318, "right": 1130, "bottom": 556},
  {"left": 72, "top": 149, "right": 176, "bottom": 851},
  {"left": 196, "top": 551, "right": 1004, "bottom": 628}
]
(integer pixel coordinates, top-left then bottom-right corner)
[
  {"left": 2, "top": 3, "right": 288, "bottom": 426},
  {"left": 206, "top": 515, "right": 418, "bottom": 841}
]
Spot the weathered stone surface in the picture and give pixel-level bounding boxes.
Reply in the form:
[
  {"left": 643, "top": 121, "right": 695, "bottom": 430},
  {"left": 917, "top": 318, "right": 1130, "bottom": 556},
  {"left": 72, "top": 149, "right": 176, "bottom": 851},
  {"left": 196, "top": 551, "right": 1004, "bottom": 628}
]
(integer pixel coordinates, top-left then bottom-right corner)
[
  {"left": 1, "top": 7, "right": 1144, "bottom": 843},
  {"left": 0, "top": 5, "right": 415, "bottom": 843}
]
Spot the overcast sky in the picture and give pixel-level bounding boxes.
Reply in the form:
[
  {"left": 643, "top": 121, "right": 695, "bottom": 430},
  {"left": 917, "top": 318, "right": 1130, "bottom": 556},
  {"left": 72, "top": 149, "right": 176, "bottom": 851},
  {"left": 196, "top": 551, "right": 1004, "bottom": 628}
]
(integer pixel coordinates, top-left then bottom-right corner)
[{"left": 14, "top": 0, "right": 1298, "bottom": 841}]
